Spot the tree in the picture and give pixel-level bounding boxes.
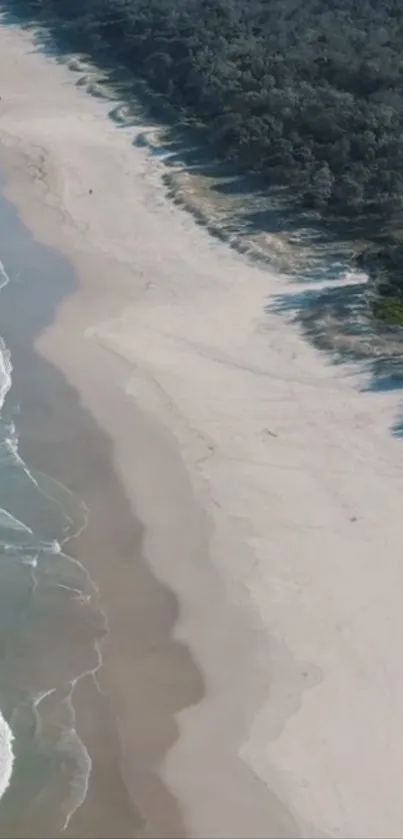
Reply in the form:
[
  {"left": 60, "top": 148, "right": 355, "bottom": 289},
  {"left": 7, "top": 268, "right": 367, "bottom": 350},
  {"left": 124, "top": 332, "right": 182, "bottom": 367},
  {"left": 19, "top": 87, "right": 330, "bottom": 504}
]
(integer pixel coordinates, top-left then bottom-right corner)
[
  {"left": 305, "top": 164, "right": 335, "bottom": 208},
  {"left": 12, "top": 0, "right": 403, "bottom": 303}
]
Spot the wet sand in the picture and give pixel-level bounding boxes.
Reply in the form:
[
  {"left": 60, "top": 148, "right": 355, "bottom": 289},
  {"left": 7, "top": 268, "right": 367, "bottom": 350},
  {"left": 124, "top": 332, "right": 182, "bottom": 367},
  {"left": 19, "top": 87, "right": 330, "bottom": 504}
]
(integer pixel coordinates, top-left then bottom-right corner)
[
  {"left": 0, "top": 178, "right": 202, "bottom": 838},
  {"left": 0, "top": 156, "right": 296, "bottom": 838},
  {"left": 0, "top": 199, "right": 294, "bottom": 837}
]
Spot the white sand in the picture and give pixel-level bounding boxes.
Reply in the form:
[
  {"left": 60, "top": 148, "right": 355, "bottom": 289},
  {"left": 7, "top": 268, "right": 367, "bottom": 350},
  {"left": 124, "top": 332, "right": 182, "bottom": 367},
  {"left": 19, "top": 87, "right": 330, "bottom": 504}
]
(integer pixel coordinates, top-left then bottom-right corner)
[{"left": 1, "top": 20, "right": 403, "bottom": 839}]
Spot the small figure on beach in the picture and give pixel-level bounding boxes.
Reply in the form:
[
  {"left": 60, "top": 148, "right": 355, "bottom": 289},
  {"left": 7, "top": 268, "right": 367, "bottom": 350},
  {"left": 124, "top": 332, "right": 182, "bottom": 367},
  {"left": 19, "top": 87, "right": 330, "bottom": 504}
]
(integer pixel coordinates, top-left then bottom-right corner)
[{"left": 89, "top": 188, "right": 93, "bottom": 195}]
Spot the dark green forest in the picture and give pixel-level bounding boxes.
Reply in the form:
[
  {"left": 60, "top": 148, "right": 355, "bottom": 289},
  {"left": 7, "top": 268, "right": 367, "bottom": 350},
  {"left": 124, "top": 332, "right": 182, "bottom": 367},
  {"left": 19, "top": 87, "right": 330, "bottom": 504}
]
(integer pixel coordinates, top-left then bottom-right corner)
[{"left": 7, "top": 0, "right": 403, "bottom": 317}]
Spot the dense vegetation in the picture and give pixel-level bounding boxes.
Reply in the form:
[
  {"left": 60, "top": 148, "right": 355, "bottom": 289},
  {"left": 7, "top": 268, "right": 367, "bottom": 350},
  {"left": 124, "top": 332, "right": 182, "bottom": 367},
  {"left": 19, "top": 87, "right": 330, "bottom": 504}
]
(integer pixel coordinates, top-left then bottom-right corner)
[{"left": 7, "top": 0, "right": 403, "bottom": 314}]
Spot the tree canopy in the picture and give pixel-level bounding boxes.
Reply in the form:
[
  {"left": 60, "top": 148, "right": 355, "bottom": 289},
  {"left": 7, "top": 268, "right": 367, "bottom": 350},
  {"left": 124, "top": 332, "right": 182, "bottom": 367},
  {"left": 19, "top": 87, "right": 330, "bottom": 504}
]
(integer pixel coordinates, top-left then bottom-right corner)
[{"left": 8, "top": 0, "right": 403, "bottom": 312}]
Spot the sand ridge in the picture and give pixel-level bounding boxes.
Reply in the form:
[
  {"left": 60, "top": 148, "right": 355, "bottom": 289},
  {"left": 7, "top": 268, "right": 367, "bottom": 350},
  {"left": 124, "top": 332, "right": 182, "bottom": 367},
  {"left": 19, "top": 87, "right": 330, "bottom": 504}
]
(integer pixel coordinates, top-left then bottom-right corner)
[{"left": 1, "top": 20, "right": 403, "bottom": 839}]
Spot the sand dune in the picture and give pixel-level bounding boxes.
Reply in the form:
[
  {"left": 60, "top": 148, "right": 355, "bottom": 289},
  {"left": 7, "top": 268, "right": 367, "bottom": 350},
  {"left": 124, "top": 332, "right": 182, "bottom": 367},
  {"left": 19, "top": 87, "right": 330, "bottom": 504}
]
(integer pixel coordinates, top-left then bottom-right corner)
[{"left": 1, "top": 20, "right": 403, "bottom": 839}]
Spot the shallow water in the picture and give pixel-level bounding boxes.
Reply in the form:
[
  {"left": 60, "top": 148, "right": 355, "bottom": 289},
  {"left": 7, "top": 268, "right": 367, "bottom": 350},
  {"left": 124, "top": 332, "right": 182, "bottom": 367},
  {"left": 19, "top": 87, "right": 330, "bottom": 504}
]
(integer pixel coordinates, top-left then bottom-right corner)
[{"left": 0, "top": 178, "right": 105, "bottom": 836}]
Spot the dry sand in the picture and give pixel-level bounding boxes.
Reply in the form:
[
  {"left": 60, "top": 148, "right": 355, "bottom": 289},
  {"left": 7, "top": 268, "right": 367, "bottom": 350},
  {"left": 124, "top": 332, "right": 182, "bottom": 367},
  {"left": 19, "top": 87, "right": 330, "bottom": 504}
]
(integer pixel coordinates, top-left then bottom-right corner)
[{"left": 1, "top": 19, "right": 403, "bottom": 839}]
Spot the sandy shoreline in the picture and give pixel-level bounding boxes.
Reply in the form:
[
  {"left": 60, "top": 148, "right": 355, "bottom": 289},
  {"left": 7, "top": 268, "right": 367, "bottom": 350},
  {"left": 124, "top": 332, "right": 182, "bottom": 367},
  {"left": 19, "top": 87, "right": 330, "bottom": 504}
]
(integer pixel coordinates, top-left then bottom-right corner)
[
  {"left": 0, "top": 21, "right": 297, "bottom": 839},
  {"left": 2, "top": 17, "right": 403, "bottom": 839},
  {"left": 0, "top": 165, "right": 198, "bottom": 838}
]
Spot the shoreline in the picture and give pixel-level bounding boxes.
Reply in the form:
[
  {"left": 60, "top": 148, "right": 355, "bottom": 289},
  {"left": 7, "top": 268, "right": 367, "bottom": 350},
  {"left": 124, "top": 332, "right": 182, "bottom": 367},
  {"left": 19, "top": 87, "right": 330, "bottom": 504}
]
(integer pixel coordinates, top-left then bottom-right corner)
[
  {"left": 0, "top": 161, "right": 199, "bottom": 838},
  {"left": 0, "top": 21, "right": 297, "bottom": 839},
  {"left": 2, "top": 17, "right": 403, "bottom": 839},
  {"left": 0, "top": 147, "right": 295, "bottom": 838}
]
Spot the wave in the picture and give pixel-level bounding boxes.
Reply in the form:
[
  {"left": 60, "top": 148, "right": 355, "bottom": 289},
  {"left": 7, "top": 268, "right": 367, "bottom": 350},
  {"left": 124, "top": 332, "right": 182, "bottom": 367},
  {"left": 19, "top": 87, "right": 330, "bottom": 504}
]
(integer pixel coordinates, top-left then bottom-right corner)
[
  {"left": 0, "top": 258, "right": 11, "bottom": 292},
  {"left": 0, "top": 337, "right": 12, "bottom": 414},
  {"left": 0, "top": 256, "right": 37, "bottom": 800},
  {"left": 2, "top": 424, "right": 41, "bottom": 494},
  {"left": 1, "top": 537, "right": 61, "bottom": 555},
  {"left": 0, "top": 507, "right": 33, "bottom": 533},
  {"left": 59, "top": 716, "right": 92, "bottom": 830},
  {"left": 0, "top": 241, "right": 104, "bottom": 825},
  {"left": 0, "top": 267, "right": 16, "bottom": 800},
  {"left": 0, "top": 711, "right": 14, "bottom": 800}
]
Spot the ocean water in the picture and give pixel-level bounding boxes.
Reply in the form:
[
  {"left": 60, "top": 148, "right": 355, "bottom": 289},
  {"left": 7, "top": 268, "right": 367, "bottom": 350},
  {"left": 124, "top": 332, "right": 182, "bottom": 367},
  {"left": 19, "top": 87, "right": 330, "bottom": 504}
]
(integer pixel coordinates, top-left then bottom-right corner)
[{"left": 0, "top": 178, "right": 104, "bottom": 836}]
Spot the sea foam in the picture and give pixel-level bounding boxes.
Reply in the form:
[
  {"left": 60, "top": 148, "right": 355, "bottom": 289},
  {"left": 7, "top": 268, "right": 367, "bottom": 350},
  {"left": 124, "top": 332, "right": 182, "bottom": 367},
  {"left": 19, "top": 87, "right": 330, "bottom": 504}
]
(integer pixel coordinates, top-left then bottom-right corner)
[
  {"left": 0, "top": 709, "right": 13, "bottom": 801},
  {"left": 0, "top": 260, "right": 15, "bottom": 800}
]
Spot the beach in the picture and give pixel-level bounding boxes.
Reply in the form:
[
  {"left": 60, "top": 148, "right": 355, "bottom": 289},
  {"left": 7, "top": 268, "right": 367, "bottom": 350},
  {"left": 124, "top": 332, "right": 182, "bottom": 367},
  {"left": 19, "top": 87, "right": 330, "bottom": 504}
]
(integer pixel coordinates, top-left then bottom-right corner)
[{"left": 1, "top": 17, "right": 403, "bottom": 839}]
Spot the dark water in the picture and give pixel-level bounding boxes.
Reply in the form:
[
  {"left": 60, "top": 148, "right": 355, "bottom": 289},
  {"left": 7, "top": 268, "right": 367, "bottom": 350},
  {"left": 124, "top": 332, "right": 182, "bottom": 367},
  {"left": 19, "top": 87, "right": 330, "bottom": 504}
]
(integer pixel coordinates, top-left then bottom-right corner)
[{"left": 0, "top": 176, "right": 105, "bottom": 836}]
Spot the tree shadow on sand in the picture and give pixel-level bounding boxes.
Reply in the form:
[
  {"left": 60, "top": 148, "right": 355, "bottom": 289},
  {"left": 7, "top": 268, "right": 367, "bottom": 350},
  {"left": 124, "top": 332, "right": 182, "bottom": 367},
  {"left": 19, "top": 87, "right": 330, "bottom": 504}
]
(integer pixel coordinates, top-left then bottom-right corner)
[
  {"left": 268, "top": 273, "right": 403, "bottom": 437},
  {"left": 0, "top": 1, "right": 334, "bottom": 275}
]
